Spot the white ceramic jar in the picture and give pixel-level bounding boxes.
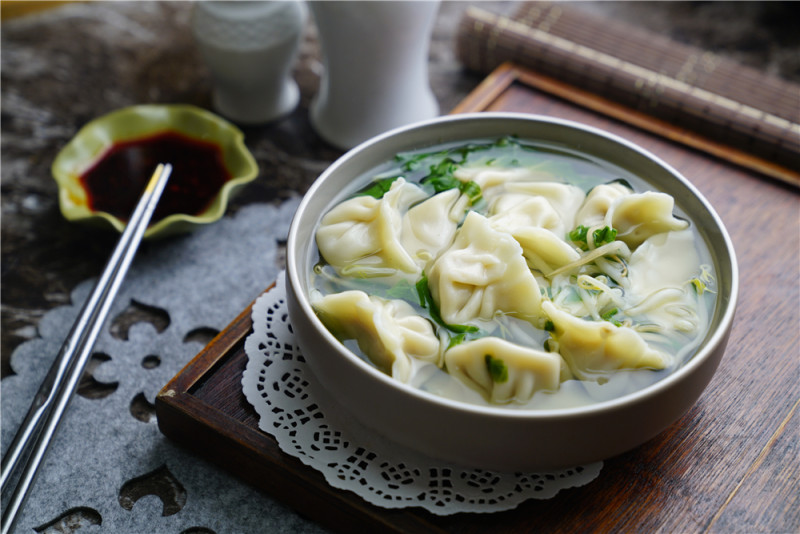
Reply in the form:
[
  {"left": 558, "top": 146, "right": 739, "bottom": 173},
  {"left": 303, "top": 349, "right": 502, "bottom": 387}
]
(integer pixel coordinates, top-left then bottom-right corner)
[
  {"left": 192, "top": 0, "right": 306, "bottom": 124},
  {"left": 308, "top": 1, "right": 441, "bottom": 150}
]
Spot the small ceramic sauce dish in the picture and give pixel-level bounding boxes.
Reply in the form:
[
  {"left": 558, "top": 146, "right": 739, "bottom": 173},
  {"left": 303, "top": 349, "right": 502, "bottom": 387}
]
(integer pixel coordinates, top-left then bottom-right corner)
[{"left": 52, "top": 104, "right": 258, "bottom": 239}]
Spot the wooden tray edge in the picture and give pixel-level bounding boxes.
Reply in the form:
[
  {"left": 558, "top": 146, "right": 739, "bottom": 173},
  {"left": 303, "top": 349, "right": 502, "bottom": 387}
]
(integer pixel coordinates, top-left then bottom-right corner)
[
  {"left": 455, "top": 62, "right": 800, "bottom": 188},
  {"left": 154, "top": 286, "right": 448, "bottom": 534}
]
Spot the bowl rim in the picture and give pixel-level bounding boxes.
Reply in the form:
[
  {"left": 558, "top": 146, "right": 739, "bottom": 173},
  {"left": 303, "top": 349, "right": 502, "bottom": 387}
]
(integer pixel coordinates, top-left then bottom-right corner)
[
  {"left": 287, "top": 111, "right": 739, "bottom": 420},
  {"left": 51, "top": 103, "right": 259, "bottom": 239}
]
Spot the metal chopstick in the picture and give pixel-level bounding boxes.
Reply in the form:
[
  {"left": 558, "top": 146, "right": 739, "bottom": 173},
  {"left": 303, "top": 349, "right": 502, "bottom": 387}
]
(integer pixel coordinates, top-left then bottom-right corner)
[{"left": 0, "top": 163, "right": 172, "bottom": 534}]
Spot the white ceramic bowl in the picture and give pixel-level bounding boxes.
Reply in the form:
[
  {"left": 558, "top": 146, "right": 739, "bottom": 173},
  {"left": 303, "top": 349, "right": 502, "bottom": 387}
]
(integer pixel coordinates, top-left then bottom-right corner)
[{"left": 286, "top": 113, "right": 738, "bottom": 472}]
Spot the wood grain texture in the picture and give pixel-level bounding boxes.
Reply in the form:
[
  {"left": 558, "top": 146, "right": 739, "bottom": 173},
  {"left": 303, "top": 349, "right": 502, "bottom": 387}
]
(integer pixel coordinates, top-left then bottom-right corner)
[
  {"left": 453, "top": 63, "right": 800, "bottom": 188},
  {"left": 455, "top": 3, "right": 800, "bottom": 183},
  {"left": 156, "top": 64, "right": 799, "bottom": 533}
]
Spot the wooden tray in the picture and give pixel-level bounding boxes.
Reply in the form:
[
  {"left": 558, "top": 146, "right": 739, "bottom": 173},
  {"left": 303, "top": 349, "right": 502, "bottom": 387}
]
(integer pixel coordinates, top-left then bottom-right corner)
[
  {"left": 156, "top": 64, "right": 799, "bottom": 533},
  {"left": 155, "top": 285, "right": 444, "bottom": 533}
]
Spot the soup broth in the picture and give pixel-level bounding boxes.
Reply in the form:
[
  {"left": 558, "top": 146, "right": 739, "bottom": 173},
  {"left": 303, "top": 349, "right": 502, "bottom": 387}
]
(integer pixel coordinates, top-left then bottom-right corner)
[{"left": 310, "top": 136, "right": 717, "bottom": 409}]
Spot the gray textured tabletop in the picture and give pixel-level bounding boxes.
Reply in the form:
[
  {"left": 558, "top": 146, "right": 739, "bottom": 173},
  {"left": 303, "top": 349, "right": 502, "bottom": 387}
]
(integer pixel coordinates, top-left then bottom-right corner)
[{"left": 2, "top": 2, "right": 797, "bottom": 533}]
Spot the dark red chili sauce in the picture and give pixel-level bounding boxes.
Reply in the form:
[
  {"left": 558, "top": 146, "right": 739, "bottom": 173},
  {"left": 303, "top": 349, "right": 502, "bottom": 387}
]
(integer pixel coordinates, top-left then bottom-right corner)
[{"left": 80, "top": 131, "right": 231, "bottom": 223}]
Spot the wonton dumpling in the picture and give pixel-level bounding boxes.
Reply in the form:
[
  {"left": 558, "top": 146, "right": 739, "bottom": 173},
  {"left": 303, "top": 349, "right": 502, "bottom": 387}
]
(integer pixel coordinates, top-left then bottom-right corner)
[
  {"left": 503, "top": 181, "right": 585, "bottom": 231},
  {"left": 575, "top": 182, "right": 632, "bottom": 228},
  {"left": 489, "top": 194, "right": 562, "bottom": 234},
  {"left": 428, "top": 211, "right": 544, "bottom": 325},
  {"left": 486, "top": 183, "right": 584, "bottom": 274},
  {"left": 453, "top": 165, "right": 552, "bottom": 201},
  {"left": 313, "top": 290, "right": 440, "bottom": 382},
  {"left": 512, "top": 227, "right": 582, "bottom": 273},
  {"left": 486, "top": 193, "right": 580, "bottom": 272},
  {"left": 628, "top": 229, "right": 700, "bottom": 296},
  {"left": 607, "top": 192, "right": 688, "bottom": 249},
  {"left": 401, "top": 189, "right": 466, "bottom": 268},
  {"left": 625, "top": 229, "right": 702, "bottom": 333},
  {"left": 445, "top": 337, "right": 561, "bottom": 404},
  {"left": 454, "top": 165, "right": 546, "bottom": 188},
  {"left": 542, "top": 301, "right": 669, "bottom": 381},
  {"left": 316, "top": 178, "right": 427, "bottom": 276}
]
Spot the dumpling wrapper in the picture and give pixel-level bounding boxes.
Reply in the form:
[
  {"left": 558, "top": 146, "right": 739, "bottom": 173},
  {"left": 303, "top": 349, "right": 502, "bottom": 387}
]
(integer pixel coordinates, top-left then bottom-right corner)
[
  {"left": 489, "top": 194, "right": 562, "bottom": 234},
  {"left": 445, "top": 337, "right": 561, "bottom": 404},
  {"left": 543, "top": 301, "right": 669, "bottom": 381},
  {"left": 502, "top": 181, "right": 585, "bottom": 232},
  {"left": 628, "top": 229, "right": 700, "bottom": 296},
  {"left": 575, "top": 182, "right": 632, "bottom": 228},
  {"left": 316, "top": 178, "right": 427, "bottom": 277},
  {"left": 511, "top": 227, "right": 582, "bottom": 274},
  {"left": 607, "top": 191, "right": 688, "bottom": 249},
  {"left": 313, "top": 290, "right": 440, "bottom": 382},
  {"left": 428, "top": 211, "right": 544, "bottom": 325},
  {"left": 400, "top": 189, "right": 467, "bottom": 268},
  {"left": 487, "top": 183, "right": 584, "bottom": 274},
  {"left": 453, "top": 165, "right": 550, "bottom": 200},
  {"left": 624, "top": 229, "right": 703, "bottom": 333}
]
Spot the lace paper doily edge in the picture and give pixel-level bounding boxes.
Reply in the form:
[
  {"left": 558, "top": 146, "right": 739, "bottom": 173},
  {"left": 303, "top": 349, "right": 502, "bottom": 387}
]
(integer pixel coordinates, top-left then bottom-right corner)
[{"left": 242, "top": 275, "right": 603, "bottom": 516}]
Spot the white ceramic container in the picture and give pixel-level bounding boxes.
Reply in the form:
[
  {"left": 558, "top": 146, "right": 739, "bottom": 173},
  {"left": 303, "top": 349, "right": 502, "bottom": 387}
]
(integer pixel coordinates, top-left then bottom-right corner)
[
  {"left": 192, "top": 0, "right": 306, "bottom": 124},
  {"left": 308, "top": 0, "right": 440, "bottom": 150},
  {"left": 285, "top": 113, "right": 738, "bottom": 472}
]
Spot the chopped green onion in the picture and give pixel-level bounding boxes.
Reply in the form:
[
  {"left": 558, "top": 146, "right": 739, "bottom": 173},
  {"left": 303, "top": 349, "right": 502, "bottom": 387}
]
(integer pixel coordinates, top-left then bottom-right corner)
[
  {"left": 447, "top": 333, "right": 466, "bottom": 350},
  {"left": 592, "top": 226, "right": 617, "bottom": 246},
  {"left": 416, "top": 273, "right": 479, "bottom": 334},
  {"left": 422, "top": 174, "right": 459, "bottom": 194},
  {"left": 419, "top": 157, "right": 483, "bottom": 206},
  {"left": 356, "top": 176, "right": 401, "bottom": 199},
  {"left": 568, "top": 225, "right": 590, "bottom": 250},
  {"left": 459, "top": 180, "right": 482, "bottom": 204},
  {"left": 601, "top": 307, "right": 623, "bottom": 327},
  {"left": 485, "top": 354, "right": 509, "bottom": 383},
  {"left": 415, "top": 275, "right": 429, "bottom": 309},
  {"left": 568, "top": 225, "right": 617, "bottom": 251}
]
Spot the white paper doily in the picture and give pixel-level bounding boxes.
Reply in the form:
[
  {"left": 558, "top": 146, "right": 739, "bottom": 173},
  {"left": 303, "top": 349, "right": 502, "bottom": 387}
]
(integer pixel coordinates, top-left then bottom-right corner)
[{"left": 242, "top": 271, "right": 602, "bottom": 515}]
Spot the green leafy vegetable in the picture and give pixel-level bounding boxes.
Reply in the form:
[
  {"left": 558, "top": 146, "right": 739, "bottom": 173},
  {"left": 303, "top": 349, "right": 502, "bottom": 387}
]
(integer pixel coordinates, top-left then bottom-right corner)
[
  {"left": 356, "top": 176, "right": 401, "bottom": 199},
  {"left": 567, "top": 225, "right": 589, "bottom": 249},
  {"left": 592, "top": 226, "right": 617, "bottom": 246},
  {"left": 420, "top": 158, "right": 460, "bottom": 192},
  {"left": 395, "top": 148, "right": 449, "bottom": 172},
  {"left": 568, "top": 225, "right": 617, "bottom": 251},
  {"left": 459, "top": 180, "right": 483, "bottom": 204},
  {"left": 419, "top": 157, "right": 483, "bottom": 205},
  {"left": 485, "top": 354, "right": 509, "bottom": 383},
  {"left": 415, "top": 276, "right": 429, "bottom": 309},
  {"left": 601, "top": 308, "right": 623, "bottom": 327},
  {"left": 416, "top": 273, "right": 479, "bottom": 334},
  {"left": 447, "top": 333, "right": 467, "bottom": 350}
]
